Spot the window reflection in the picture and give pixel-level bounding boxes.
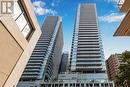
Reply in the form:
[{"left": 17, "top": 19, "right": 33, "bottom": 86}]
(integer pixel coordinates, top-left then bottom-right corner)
[
  {"left": 12, "top": 2, "right": 22, "bottom": 20},
  {"left": 12, "top": 1, "right": 32, "bottom": 39},
  {"left": 22, "top": 24, "right": 31, "bottom": 37},
  {"left": 15, "top": 13, "right": 27, "bottom": 31}
]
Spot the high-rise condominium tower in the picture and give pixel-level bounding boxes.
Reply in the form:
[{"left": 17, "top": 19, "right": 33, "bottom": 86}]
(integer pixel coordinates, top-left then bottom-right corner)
[
  {"left": 17, "top": 16, "right": 63, "bottom": 87},
  {"left": 70, "top": 4, "right": 106, "bottom": 74},
  {"left": 42, "top": 4, "right": 114, "bottom": 87}
]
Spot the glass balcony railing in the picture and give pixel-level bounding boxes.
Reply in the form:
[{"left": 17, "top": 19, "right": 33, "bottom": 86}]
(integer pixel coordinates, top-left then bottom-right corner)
[{"left": 76, "top": 66, "right": 102, "bottom": 69}]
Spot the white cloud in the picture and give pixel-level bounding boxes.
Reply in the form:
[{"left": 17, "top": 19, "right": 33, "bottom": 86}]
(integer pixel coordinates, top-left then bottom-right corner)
[
  {"left": 99, "top": 13, "right": 125, "bottom": 23},
  {"left": 32, "top": 1, "right": 57, "bottom": 15}
]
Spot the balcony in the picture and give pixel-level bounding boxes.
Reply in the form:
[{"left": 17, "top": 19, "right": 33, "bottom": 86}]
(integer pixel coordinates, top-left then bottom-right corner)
[
  {"left": 21, "top": 75, "right": 38, "bottom": 79},
  {"left": 77, "top": 51, "right": 100, "bottom": 54},
  {"left": 118, "top": 0, "right": 130, "bottom": 12},
  {"left": 114, "top": 9, "right": 130, "bottom": 36},
  {"left": 76, "top": 66, "right": 102, "bottom": 70},
  {"left": 78, "top": 45, "right": 100, "bottom": 48},
  {"left": 24, "top": 68, "right": 40, "bottom": 72},
  {"left": 77, "top": 54, "right": 101, "bottom": 57},
  {"left": 76, "top": 62, "right": 102, "bottom": 65},
  {"left": 22, "top": 72, "right": 39, "bottom": 75},
  {"left": 77, "top": 58, "right": 101, "bottom": 62}
]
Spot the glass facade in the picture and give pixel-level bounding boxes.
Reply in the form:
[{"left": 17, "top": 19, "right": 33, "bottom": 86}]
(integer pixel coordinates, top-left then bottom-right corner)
[
  {"left": 70, "top": 4, "right": 106, "bottom": 74},
  {"left": 71, "top": 4, "right": 80, "bottom": 71},
  {"left": 17, "top": 16, "right": 63, "bottom": 87},
  {"left": 42, "top": 83, "right": 114, "bottom": 87}
]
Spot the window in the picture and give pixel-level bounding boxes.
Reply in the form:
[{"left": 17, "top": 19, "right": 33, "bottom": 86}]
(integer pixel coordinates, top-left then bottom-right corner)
[
  {"left": 15, "top": 13, "right": 27, "bottom": 31},
  {"left": 109, "top": 83, "right": 113, "bottom": 87},
  {"left": 81, "top": 84, "right": 84, "bottom": 87},
  {"left": 12, "top": 2, "right": 22, "bottom": 20},
  {"left": 94, "top": 84, "right": 99, "bottom": 87},
  {"left": 86, "top": 84, "right": 89, "bottom": 87},
  {"left": 22, "top": 24, "right": 31, "bottom": 37},
  {"left": 12, "top": 1, "right": 33, "bottom": 39},
  {"left": 89, "top": 84, "right": 93, "bottom": 87}
]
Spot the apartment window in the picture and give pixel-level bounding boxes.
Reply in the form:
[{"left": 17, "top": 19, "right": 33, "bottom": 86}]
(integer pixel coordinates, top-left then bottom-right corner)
[
  {"left": 15, "top": 13, "right": 27, "bottom": 31},
  {"left": 94, "top": 84, "right": 99, "bottom": 87},
  {"left": 86, "top": 84, "right": 89, "bottom": 87},
  {"left": 81, "top": 84, "right": 84, "bottom": 87},
  {"left": 65, "top": 84, "right": 68, "bottom": 87},
  {"left": 22, "top": 24, "right": 31, "bottom": 37},
  {"left": 48, "top": 84, "right": 52, "bottom": 87},
  {"left": 12, "top": 1, "right": 33, "bottom": 39},
  {"left": 90, "top": 84, "right": 93, "bottom": 87},
  {"left": 55, "top": 84, "right": 58, "bottom": 87},
  {"left": 105, "top": 83, "right": 108, "bottom": 87},
  {"left": 109, "top": 83, "right": 113, "bottom": 87}
]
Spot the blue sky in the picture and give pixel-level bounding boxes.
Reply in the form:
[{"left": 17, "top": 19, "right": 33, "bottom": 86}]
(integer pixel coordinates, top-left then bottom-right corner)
[{"left": 31, "top": 0, "right": 130, "bottom": 59}]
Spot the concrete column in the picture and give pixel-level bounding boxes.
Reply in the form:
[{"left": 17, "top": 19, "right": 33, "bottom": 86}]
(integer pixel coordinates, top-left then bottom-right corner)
[
  {"left": 113, "top": 83, "right": 115, "bottom": 87},
  {"left": 108, "top": 83, "right": 110, "bottom": 87},
  {"left": 84, "top": 83, "right": 86, "bottom": 87},
  {"left": 88, "top": 84, "right": 90, "bottom": 87},
  {"left": 99, "top": 83, "right": 101, "bottom": 87},
  {"left": 68, "top": 83, "right": 70, "bottom": 87},
  {"left": 92, "top": 83, "right": 94, "bottom": 87}
]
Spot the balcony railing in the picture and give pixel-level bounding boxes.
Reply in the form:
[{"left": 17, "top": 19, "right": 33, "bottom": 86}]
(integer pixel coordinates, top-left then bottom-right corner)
[{"left": 76, "top": 66, "right": 102, "bottom": 69}]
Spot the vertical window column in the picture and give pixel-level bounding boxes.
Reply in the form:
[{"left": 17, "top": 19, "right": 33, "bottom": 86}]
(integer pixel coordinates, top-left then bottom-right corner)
[{"left": 12, "top": 1, "right": 32, "bottom": 38}]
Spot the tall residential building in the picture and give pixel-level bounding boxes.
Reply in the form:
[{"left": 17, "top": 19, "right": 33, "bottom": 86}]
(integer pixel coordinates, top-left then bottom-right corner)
[
  {"left": 59, "top": 52, "right": 69, "bottom": 73},
  {"left": 114, "top": 0, "right": 130, "bottom": 36},
  {"left": 17, "top": 16, "right": 63, "bottom": 87},
  {"left": 0, "top": 0, "right": 41, "bottom": 87},
  {"left": 42, "top": 4, "right": 114, "bottom": 87},
  {"left": 106, "top": 54, "right": 122, "bottom": 81},
  {"left": 70, "top": 4, "right": 106, "bottom": 74}
]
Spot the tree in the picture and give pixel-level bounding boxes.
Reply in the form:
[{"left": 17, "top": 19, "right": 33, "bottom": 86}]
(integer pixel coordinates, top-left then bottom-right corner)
[{"left": 115, "top": 50, "right": 130, "bottom": 87}]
